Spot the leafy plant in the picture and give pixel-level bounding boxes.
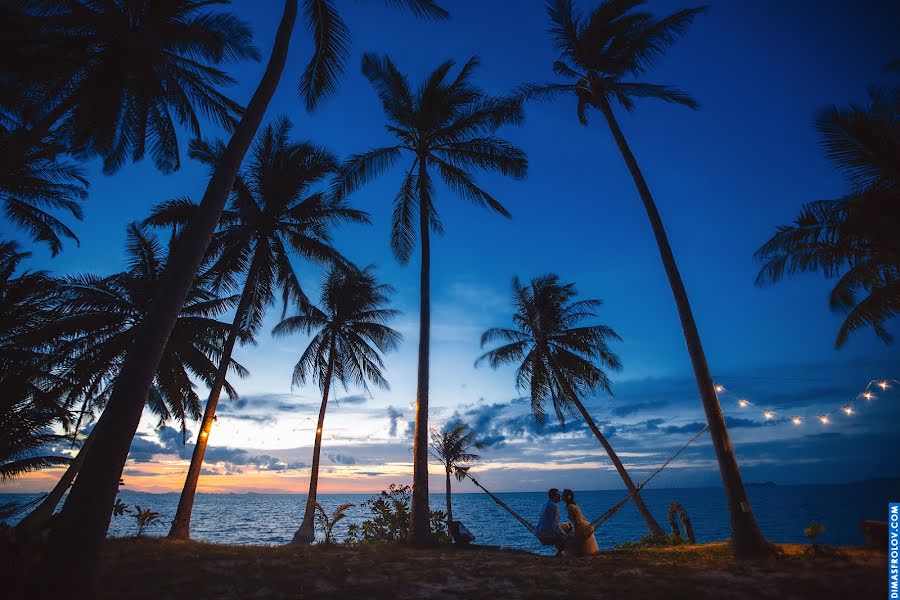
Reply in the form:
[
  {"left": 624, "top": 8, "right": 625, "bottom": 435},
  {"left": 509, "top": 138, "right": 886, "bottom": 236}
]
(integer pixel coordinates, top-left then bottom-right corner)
[
  {"left": 804, "top": 521, "right": 826, "bottom": 556},
  {"left": 314, "top": 502, "right": 354, "bottom": 545},
  {"left": 112, "top": 499, "right": 129, "bottom": 518},
  {"left": 345, "top": 484, "right": 449, "bottom": 544},
  {"left": 132, "top": 505, "right": 162, "bottom": 537}
]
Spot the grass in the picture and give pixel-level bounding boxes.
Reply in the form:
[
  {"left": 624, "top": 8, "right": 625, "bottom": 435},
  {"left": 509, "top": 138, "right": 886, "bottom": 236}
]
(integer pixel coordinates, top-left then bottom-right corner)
[{"left": 92, "top": 538, "right": 886, "bottom": 599}]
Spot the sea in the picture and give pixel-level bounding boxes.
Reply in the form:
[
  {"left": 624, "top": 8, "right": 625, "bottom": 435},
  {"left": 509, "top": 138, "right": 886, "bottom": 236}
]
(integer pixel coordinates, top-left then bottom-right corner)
[{"left": 3, "top": 479, "right": 898, "bottom": 555}]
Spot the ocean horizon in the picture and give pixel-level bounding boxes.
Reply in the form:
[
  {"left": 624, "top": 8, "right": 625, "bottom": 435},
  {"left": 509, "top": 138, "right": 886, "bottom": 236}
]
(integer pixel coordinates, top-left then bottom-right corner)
[{"left": 4, "top": 478, "right": 897, "bottom": 555}]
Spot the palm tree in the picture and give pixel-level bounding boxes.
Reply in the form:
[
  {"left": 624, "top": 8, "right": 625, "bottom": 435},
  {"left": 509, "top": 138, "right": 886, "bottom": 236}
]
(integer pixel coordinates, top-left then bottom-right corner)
[
  {"left": 755, "top": 88, "right": 899, "bottom": 347},
  {"left": 0, "top": 121, "right": 88, "bottom": 256},
  {"left": 333, "top": 53, "right": 527, "bottom": 545},
  {"left": 147, "top": 117, "right": 368, "bottom": 540},
  {"left": 40, "top": 2, "right": 448, "bottom": 587},
  {"left": 520, "top": 0, "right": 769, "bottom": 556},
  {"left": 273, "top": 265, "right": 400, "bottom": 544},
  {"left": 16, "top": 224, "right": 248, "bottom": 533},
  {"left": 428, "top": 422, "right": 485, "bottom": 529},
  {"left": 1, "top": 0, "right": 259, "bottom": 176},
  {"left": 477, "top": 274, "right": 665, "bottom": 536}
]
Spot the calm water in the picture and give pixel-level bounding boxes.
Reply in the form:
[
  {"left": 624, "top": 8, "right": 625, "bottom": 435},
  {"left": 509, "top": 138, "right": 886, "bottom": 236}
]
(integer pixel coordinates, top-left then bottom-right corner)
[{"left": 3, "top": 479, "right": 897, "bottom": 554}]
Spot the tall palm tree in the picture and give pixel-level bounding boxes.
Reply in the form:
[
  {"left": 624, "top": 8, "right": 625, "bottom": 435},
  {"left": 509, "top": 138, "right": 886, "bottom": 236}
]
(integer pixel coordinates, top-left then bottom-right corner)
[
  {"left": 477, "top": 274, "right": 664, "bottom": 536},
  {"left": 273, "top": 265, "right": 400, "bottom": 544},
  {"left": 520, "top": 0, "right": 769, "bottom": 556},
  {"left": 15, "top": 224, "right": 248, "bottom": 533},
  {"left": 755, "top": 88, "right": 899, "bottom": 347},
  {"left": 40, "top": 2, "right": 448, "bottom": 588},
  {"left": 1, "top": 0, "right": 259, "bottom": 176},
  {"left": 428, "top": 422, "right": 484, "bottom": 528},
  {"left": 147, "top": 117, "right": 368, "bottom": 540},
  {"left": 333, "top": 54, "right": 527, "bottom": 545}
]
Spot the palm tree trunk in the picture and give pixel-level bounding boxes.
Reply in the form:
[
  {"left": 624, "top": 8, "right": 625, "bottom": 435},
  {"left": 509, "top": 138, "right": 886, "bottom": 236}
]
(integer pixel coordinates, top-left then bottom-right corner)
[
  {"left": 444, "top": 467, "right": 453, "bottom": 528},
  {"left": 597, "top": 98, "right": 770, "bottom": 558},
  {"left": 31, "top": 3, "right": 299, "bottom": 596},
  {"left": 552, "top": 365, "right": 665, "bottom": 536},
  {"left": 169, "top": 249, "right": 265, "bottom": 540},
  {"left": 291, "top": 341, "right": 335, "bottom": 544},
  {"left": 15, "top": 427, "right": 96, "bottom": 534},
  {"left": 408, "top": 160, "right": 433, "bottom": 547}
]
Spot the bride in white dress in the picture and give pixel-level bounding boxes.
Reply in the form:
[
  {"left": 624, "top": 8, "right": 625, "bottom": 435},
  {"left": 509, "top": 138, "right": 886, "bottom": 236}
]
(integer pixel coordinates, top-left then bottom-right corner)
[{"left": 562, "top": 489, "right": 599, "bottom": 556}]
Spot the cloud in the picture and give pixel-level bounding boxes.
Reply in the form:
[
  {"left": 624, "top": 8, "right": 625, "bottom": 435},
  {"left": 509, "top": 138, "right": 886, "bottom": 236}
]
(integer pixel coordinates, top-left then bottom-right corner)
[
  {"left": 327, "top": 453, "right": 356, "bottom": 465},
  {"left": 610, "top": 400, "right": 669, "bottom": 417},
  {"left": 335, "top": 395, "right": 368, "bottom": 406},
  {"left": 387, "top": 406, "right": 404, "bottom": 437}
]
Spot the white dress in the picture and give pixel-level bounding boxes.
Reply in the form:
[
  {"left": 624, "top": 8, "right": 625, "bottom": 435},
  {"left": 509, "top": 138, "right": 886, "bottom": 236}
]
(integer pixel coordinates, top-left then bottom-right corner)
[{"left": 566, "top": 503, "right": 600, "bottom": 556}]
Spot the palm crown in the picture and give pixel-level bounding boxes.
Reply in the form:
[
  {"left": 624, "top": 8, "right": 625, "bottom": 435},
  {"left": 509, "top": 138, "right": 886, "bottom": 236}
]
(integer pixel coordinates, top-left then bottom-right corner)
[
  {"left": 477, "top": 274, "right": 622, "bottom": 425},
  {"left": 429, "top": 422, "right": 485, "bottom": 481},
  {"left": 755, "top": 88, "right": 900, "bottom": 347},
  {"left": 521, "top": 0, "right": 705, "bottom": 121},
  {"left": 50, "top": 224, "right": 249, "bottom": 435},
  {"left": 146, "top": 117, "right": 369, "bottom": 337},
  {"left": 334, "top": 53, "right": 527, "bottom": 262},
  {"left": 273, "top": 265, "right": 401, "bottom": 392}
]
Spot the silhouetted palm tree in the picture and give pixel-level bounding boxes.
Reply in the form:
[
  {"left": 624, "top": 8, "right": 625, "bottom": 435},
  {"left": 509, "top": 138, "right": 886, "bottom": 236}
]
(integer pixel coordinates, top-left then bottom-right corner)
[
  {"left": 273, "top": 265, "right": 400, "bottom": 544},
  {"left": 1, "top": 0, "right": 259, "bottom": 176},
  {"left": 16, "top": 224, "right": 248, "bottom": 532},
  {"left": 42, "top": 3, "right": 447, "bottom": 587},
  {"left": 477, "top": 274, "right": 664, "bottom": 536},
  {"left": 429, "top": 422, "right": 484, "bottom": 528},
  {"left": 520, "top": 0, "right": 769, "bottom": 556},
  {"left": 0, "top": 120, "right": 87, "bottom": 255},
  {"left": 756, "top": 88, "right": 899, "bottom": 347},
  {"left": 147, "top": 117, "right": 368, "bottom": 540},
  {"left": 333, "top": 53, "right": 526, "bottom": 545}
]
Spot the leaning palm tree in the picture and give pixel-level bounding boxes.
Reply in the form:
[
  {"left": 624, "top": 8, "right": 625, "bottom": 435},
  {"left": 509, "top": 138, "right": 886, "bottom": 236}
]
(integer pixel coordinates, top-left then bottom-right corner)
[
  {"left": 428, "top": 422, "right": 485, "bottom": 528},
  {"left": 755, "top": 88, "right": 899, "bottom": 347},
  {"left": 477, "top": 274, "right": 664, "bottom": 536},
  {"left": 146, "top": 117, "right": 368, "bottom": 541},
  {"left": 273, "top": 265, "right": 400, "bottom": 544},
  {"left": 15, "top": 224, "right": 248, "bottom": 533},
  {"left": 333, "top": 53, "right": 527, "bottom": 545},
  {"left": 520, "top": 0, "right": 768, "bottom": 556},
  {"left": 42, "top": 2, "right": 448, "bottom": 587}
]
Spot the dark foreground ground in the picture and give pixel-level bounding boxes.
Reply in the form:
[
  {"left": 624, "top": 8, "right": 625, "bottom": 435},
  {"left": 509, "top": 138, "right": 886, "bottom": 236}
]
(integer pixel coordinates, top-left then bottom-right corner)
[{"left": 92, "top": 538, "right": 885, "bottom": 599}]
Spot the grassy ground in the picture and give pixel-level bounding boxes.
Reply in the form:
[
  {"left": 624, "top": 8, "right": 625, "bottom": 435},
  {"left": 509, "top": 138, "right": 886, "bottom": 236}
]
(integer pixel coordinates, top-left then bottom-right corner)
[{"left": 93, "top": 538, "right": 886, "bottom": 599}]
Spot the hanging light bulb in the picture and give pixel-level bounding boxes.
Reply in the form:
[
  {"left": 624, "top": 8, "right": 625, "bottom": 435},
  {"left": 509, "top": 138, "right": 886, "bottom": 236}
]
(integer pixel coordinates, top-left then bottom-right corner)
[
  {"left": 842, "top": 406, "right": 854, "bottom": 415},
  {"left": 714, "top": 385, "right": 725, "bottom": 393},
  {"left": 738, "top": 399, "right": 749, "bottom": 408},
  {"left": 763, "top": 410, "right": 774, "bottom": 420},
  {"left": 818, "top": 415, "right": 830, "bottom": 424},
  {"left": 862, "top": 392, "right": 875, "bottom": 400},
  {"left": 877, "top": 381, "right": 889, "bottom": 390},
  {"left": 791, "top": 416, "right": 802, "bottom": 425}
]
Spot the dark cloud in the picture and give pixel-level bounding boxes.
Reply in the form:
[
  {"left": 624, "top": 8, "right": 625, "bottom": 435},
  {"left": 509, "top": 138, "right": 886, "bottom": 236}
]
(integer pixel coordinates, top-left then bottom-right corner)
[
  {"left": 327, "top": 453, "right": 356, "bottom": 465},
  {"left": 335, "top": 395, "right": 368, "bottom": 406},
  {"left": 610, "top": 400, "right": 669, "bottom": 417},
  {"left": 122, "top": 469, "right": 157, "bottom": 477}
]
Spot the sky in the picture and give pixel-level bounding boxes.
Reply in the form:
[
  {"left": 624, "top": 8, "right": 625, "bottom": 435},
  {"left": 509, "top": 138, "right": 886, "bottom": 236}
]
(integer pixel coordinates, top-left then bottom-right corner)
[{"left": 3, "top": 0, "right": 900, "bottom": 496}]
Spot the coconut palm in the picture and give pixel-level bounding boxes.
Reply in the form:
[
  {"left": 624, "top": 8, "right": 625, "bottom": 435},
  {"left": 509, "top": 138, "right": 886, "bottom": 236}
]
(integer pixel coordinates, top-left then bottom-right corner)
[
  {"left": 273, "top": 265, "right": 400, "bottom": 544},
  {"left": 1, "top": 0, "right": 259, "bottom": 177},
  {"left": 333, "top": 53, "right": 527, "bottom": 545},
  {"left": 15, "top": 224, "right": 248, "bottom": 532},
  {"left": 755, "top": 88, "right": 899, "bottom": 347},
  {"left": 0, "top": 121, "right": 88, "bottom": 256},
  {"left": 520, "top": 0, "right": 769, "bottom": 556},
  {"left": 146, "top": 117, "right": 368, "bottom": 541},
  {"left": 42, "top": 2, "right": 448, "bottom": 586},
  {"left": 477, "top": 274, "right": 665, "bottom": 536},
  {"left": 428, "top": 422, "right": 485, "bottom": 528}
]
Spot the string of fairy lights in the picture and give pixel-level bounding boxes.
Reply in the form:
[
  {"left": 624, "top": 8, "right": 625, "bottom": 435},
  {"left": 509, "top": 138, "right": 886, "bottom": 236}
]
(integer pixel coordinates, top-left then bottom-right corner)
[{"left": 714, "top": 378, "right": 897, "bottom": 426}]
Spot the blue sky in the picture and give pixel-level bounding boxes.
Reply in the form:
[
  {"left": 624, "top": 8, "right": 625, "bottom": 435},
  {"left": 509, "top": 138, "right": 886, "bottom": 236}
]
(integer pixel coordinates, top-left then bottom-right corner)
[{"left": 4, "top": 0, "right": 900, "bottom": 494}]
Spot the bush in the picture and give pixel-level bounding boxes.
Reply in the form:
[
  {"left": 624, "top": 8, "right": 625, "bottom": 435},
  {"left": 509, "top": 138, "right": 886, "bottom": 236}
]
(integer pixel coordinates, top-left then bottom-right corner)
[
  {"left": 613, "top": 533, "right": 690, "bottom": 551},
  {"left": 346, "top": 484, "right": 450, "bottom": 544}
]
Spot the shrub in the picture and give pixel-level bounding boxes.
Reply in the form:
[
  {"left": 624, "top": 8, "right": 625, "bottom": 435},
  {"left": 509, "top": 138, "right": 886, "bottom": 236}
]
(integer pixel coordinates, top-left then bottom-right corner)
[
  {"left": 346, "top": 484, "right": 450, "bottom": 544},
  {"left": 613, "top": 533, "right": 689, "bottom": 551},
  {"left": 132, "top": 505, "right": 162, "bottom": 537}
]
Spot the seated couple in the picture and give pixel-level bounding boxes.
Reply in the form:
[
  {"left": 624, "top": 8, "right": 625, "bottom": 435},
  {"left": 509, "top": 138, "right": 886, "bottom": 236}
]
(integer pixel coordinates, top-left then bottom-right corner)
[{"left": 535, "top": 488, "right": 599, "bottom": 556}]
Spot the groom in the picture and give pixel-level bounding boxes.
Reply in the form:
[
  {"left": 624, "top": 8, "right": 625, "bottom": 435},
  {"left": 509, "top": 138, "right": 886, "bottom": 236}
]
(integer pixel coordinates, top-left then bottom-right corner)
[{"left": 535, "top": 488, "right": 570, "bottom": 555}]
